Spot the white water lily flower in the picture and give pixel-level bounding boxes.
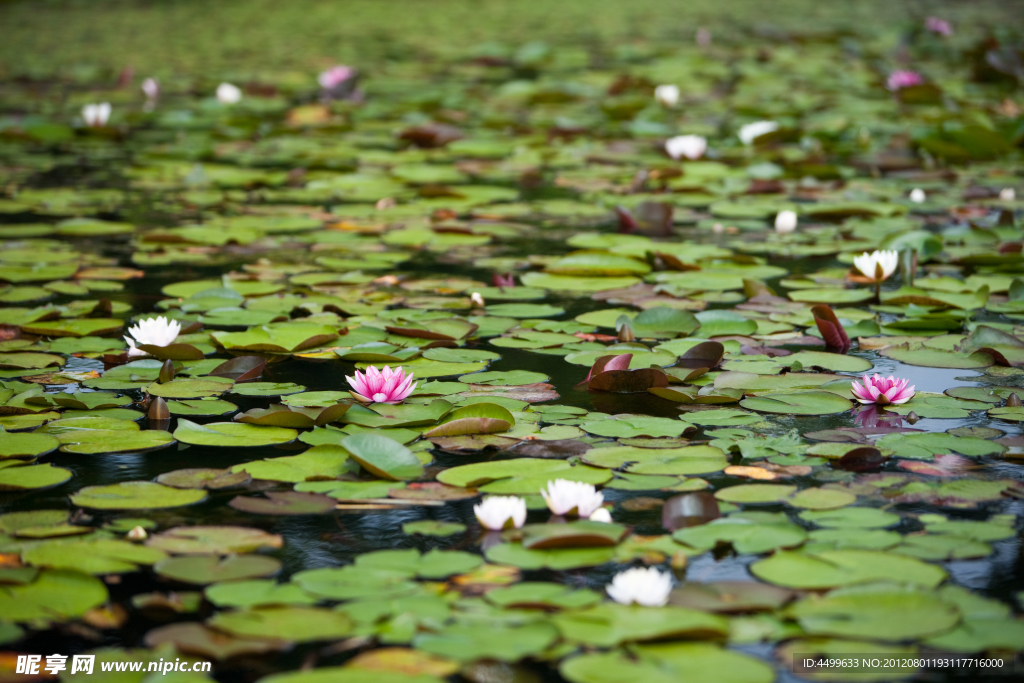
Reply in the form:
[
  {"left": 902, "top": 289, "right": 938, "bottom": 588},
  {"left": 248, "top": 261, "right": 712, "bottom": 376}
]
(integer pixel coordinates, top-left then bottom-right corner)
[
  {"left": 474, "top": 496, "right": 527, "bottom": 531},
  {"left": 665, "top": 135, "right": 706, "bottom": 160},
  {"left": 853, "top": 249, "right": 899, "bottom": 281},
  {"left": 738, "top": 120, "right": 778, "bottom": 145},
  {"left": 217, "top": 82, "right": 242, "bottom": 104},
  {"left": 654, "top": 84, "right": 680, "bottom": 107},
  {"left": 909, "top": 188, "right": 926, "bottom": 203},
  {"left": 124, "top": 316, "right": 181, "bottom": 357},
  {"left": 540, "top": 479, "right": 604, "bottom": 517},
  {"left": 589, "top": 508, "right": 613, "bottom": 523},
  {"left": 1000, "top": 188, "right": 1016, "bottom": 202},
  {"left": 606, "top": 567, "right": 673, "bottom": 607},
  {"left": 774, "top": 210, "right": 798, "bottom": 234},
  {"left": 141, "top": 77, "right": 159, "bottom": 100},
  {"left": 82, "top": 103, "right": 111, "bottom": 127}
]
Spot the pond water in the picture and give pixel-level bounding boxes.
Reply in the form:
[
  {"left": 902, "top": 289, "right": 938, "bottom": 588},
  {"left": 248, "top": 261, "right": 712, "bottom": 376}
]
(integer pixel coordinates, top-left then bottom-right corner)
[{"left": 2, "top": 4, "right": 1024, "bottom": 683}]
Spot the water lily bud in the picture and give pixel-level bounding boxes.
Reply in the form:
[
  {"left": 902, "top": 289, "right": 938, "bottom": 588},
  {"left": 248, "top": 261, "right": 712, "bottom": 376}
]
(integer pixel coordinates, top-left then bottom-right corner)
[
  {"left": 617, "top": 324, "right": 635, "bottom": 343},
  {"left": 158, "top": 359, "right": 176, "bottom": 383},
  {"left": 216, "top": 82, "right": 242, "bottom": 104},
  {"left": 664, "top": 135, "right": 706, "bottom": 161},
  {"left": 147, "top": 396, "right": 170, "bottom": 421},
  {"left": 470, "top": 292, "right": 485, "bottom": 307},
  {"left": 589, "top": 507, "right": 613, "bottom": 523},
  {"left": 126, "top": 526, "right": 148, "bottom": 542},
  {"left": 654, "top": 84, "right": 680, "bottom": 108},
  {"left": 141, "top": 77, "right": 159, "bottom": 100},
  {"left": 1000, "top": 188, "right": 1016, "bottom": 202},
  {"left": 909, "top": 188, "right": 926, "bottom": 203},
  {"left": 81, "top": 102, "right": 112, "bottom": 128},
  {"left": 738, "top": 120, "right": 778, "bottom": 145},
  {"left": 774, "top": 210, "right": 798, "bottom": 234},
  {"left": 1006, "top": 393, "right": 1022, "bottom": 407},
  {"left": 906, "top": 411, "right": 920, "bottom": 424}
]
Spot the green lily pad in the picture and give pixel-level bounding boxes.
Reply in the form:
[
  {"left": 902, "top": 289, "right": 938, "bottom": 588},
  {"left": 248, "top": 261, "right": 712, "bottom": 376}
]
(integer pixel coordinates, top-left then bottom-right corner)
[
  {"left": 0, "top": 569, "right": 108, "bottom": 623},
  {"left": 740, "top": 391, "right": 852, "bottom": 415},
  {"left": 173, "top": 419, "right": 297, "bottom": 447},
  {"left": 342, "top": 433, "right": 424, "bottom": 481},
  {"left": 70, "top": 481, "right": 208, "bottom": 509},
  {"left": 751, "top": 550, "right": 947, "bottom": 589}
]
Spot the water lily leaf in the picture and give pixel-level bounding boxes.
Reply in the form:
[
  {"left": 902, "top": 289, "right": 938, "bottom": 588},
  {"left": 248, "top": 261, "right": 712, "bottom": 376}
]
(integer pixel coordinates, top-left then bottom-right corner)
[
  {"left": 0, "top": 430, "right": 60, "bottom": 458},
  {"left": 147, "top": 526, "right": 282, "bottom": 556},
  {"left": 787, "top": 487, "right": 856, "bottom": 510},
  {"left": 232, "top": 445, "right": 354, "bottom": 482},
  {"left": 786, "top": 584, "right": 960, "bottom": 641},
  {"left": 521, "top": 272, "right": 642, "bottom": 291},
  {"left": 413, "top": 621, "right": 559, "bottom": 662},
  {"left": 715, "top": 484, "right": 797, "bottom": 504},
  {"left": 438, "top": 458, "right": 612, "bottom": 493},
  {"left": 669, "top": 581, "right": 795, "bottom": 613},
  {"left": 562, "top": 645, "right": 773, "bottom": 683},
  {"left": 424, "top": 402, "right": 514, "bottom": 436},
  {"left": 484, "top": 542, "right": 616, "bottom": 569},
  {"left": 20, "top": 318, "right": 125, "bottom": 337},
  {"left": 204, "top": 579, "right": 318, "bottom": 609},
  {"left": 229, "top": 491, "right": 337, "bottom": 515},
  {"left": 789, "top": 288, "right": 875, "bottom": 304},
  {"left": 547, "top": 253, "right": 651, "bottom": 277},
  {"left": 485, "top": 582, "right": 602, "bottom": 610},
  {"left": 522, "top": 520, "right": 628, "bottom": 549},
  {"left": 402, "top": 521, "right": 467, "bottom": 537},
  {"left": 207, "top": 355, "right": 267, "bottom": 381},
  {"left": 584, "top": 445, "right": 728, "bottom": 475},
  {"left": 213, "top": 322, "right": 340, "bottom": 353},
  {"left": 166, "top": 399, "right": 239, "bottom": 416},
  {"left": 457, "top": 369, "right": 547, "bottom": 385},
  {"left": 673, "top": 518, "right": 807, "bottom": 554},
  {"left": 234, "top": 402, "right": 350, "bottom": 428},
  {"left": 800, "top": 508, "right": 900, "bottom": 529},
  {"left": 156, "top": 468, "right": 251, "bottom": 490},
  {"left": 21, "top": 537, "right": 167, "bottom": 574},
  {"left": 342, "top": 433, "right": 424, "bottom": 480},
  {"left": 0, "top": 352, "right": 64, "bottom": 369},
  {"left": 209, "top": 606, "right": 354, "bottom": 642},
  {"left": 71, "top": 481, "right": 208, "bottom": 509},
  {"left": 173, "top": 419, "right": 297, "bottom": 447},
  {"left": 694, "top": 310, "right": 757, "bottom": 337},
  {"left": 154, "top": 554, "right": 282, "bottom": 585},
  {"left": 580, "top": 415, "right": 693, "bottom": 438},
  {"left": 57, "top": 428, "right": 176, "bottom": 454},
  {"left": 137, "top": 342, "right": 206, "bottom": 361},
  {"left": 679, "top": 408, "right": 762, "bottom": 426},
  {"left": 878, "top": 343, "right": 994, "bottom": 369},
  {"left": 148, "top": 377, "right": 233, "bottom": 398},
  {"left": 751, "top": 550, "right": 947, "bottom": 589},
  {"left": 0, "top": 462, "right": 72, "bottom": 490},
  {"left": 340, "top": 399, "right": 453, "bottom": 428},
  {"left": 875, "top": 432, "right": 1004, "bottom": 459},
  {"left": 231, "top": 381, "right": 307, "bottom": 397},
  {"left": 144, "top": 622, "right": 290, "bottom": 660},
  {"left": 714, "top": 371, "right": 846, "bottom": 392},
  {"left": 553, "top": 603, "right": 728, "bottom": 648},
  {"left": 0, "top": 569, "right": 108, "bottom": 623},
  {"left": 740, "top": 391, "right": 852, "bottom": 415}
]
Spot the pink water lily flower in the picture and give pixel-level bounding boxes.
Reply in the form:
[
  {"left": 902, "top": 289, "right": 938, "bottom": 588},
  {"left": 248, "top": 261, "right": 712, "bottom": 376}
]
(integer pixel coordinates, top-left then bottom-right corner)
[
  {"left": 318, "top": 65, "right": 354, "bottom": 90},
  {"left": 346, "top": 365, "right": 416, "bottom": 404},
  {"left": 851, "top": 373, "right": 915, "bottom": 406},
  {"left": 926, "top": 17, "right": 952, "bottom": 36},
  {"left": 887, "top": 70, "right": 924, "bottom": 91}
]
